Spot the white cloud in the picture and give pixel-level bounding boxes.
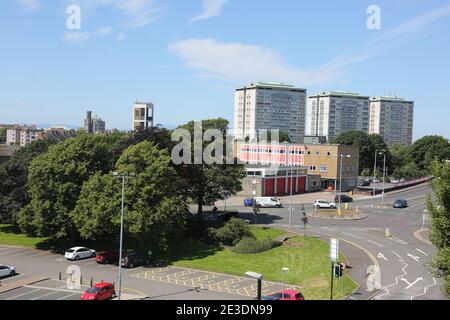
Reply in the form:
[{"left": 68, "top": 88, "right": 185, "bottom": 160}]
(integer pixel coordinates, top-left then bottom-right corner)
[
  {"left": 170, "top": 4, "right": 450, "bottom": 87},
  {"left": 189, "top": 0, "right": 228, "bottom": 24},
  {"left": 16, "top": 0, "right": 42, "bottom": 11},
  {"left": 63, "top": 31, "right": 92, "bottom": 43}
]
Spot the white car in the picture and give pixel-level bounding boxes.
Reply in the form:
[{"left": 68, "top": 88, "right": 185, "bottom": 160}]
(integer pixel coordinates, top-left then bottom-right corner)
[
  {"left": 65, "top": 247, "right": 96, "bottom": 261},
  {"left": 255, "top": 197, "right": 283, "bottom": 208},
  {"left": 313, "top": 200, "right": 337, "bottom": 209},
  {"left": 0, "top": 265, "right": 16, "bottom": 278}
]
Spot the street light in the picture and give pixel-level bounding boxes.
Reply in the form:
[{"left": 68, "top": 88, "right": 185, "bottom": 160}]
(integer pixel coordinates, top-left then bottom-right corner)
[
  {"left": 373, "top": 150, "right": 378, "bottom": 197},
  {"left": 281, "top": 267, "right": 289, "bottom": 299},
  {"left": 246, "top": 271, "right": 263, "bottom": 300},
  {"left": 381, "top": 152, "right": 387, "bottom": 206},
  {"left": 113, "top": 171, "right": 135, "bottom": 301},
  {"left": 338, "top": 153, "right": 351, "bottom": 214}
]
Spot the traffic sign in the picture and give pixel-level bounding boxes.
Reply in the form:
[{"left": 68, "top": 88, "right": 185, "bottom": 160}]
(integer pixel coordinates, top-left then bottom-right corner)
[{"left": 330, "top": 238, "right": 339, "bottom": 262}]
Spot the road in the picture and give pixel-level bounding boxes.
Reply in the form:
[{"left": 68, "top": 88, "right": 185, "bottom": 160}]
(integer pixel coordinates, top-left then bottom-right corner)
[{"left": 218, "top": 183, "right": 445, "bottom": 300}]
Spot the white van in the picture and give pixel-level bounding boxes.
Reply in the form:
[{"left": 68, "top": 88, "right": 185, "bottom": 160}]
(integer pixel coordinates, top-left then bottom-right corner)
[{"left": 255, "top": 197, "right": 283, "bottom": 208}]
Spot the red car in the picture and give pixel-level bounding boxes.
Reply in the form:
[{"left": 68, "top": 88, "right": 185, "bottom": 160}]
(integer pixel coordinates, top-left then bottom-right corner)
[
  {"left": 81, "top": 283, "right": 116, "bottom": 301},
  {"left": 262, "top": 290, "right": 305, "bottom": 300},
  {"left": 96, "top": 251, "right": 119, "bottom": 264}
]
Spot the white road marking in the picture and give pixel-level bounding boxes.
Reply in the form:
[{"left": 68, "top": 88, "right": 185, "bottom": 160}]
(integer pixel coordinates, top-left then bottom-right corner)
[
  {"left": 321, "top": 227, "right": 335, "bottom": 231},
  {"left": 342, "top": 232, "right": 360, "bottom": 239},
  {"left": 30, "top": 291, "right": 59, "bottom": 300},
  {"left": 6, "top": 289, "right": 41, "bottom": 300},
  {"left": 377, "top": 253, "right": 388, "bottom": 261},
  {"left": 407, "top": 253, "right": 420, "bottom": 262},
  {"left": 411, "top": 277, "right": 437, "bottom": 300},
  {"left": 390, "top": 237, "right": 408, "bottom": 245},
  {"left": 27, "top": 251, "right": 53, "bottom": 258},
  {"left": 57, "top": 293, "right": 79, "bottom": 300},
  {"left": 390, "top": 250, "right": 402, "bottom": 259},
  {"left": 374, "top": 260, "right": 408, "bottom": 300},
  {"left": 0, "top": 273, "right": 27, "bottom": 283},
  {"left": 124, "top": 267, "right": 144, "bottom": 273},
  {"left": 416, "top": 248, "right": 428, "bottom": 257},
  {"left": 367, "top": 240, "right": 383, "bottom": 247},
  {"left": 401, "top": 277, "right": 423, "bottom": 290}
]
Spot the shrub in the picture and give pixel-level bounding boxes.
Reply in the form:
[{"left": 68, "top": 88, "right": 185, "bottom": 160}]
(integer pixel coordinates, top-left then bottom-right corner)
[
  {"left": 202, "top": 218, "right": 253, "bottom": 246},
  {"left": 232, "top": 237, "right": 281, "bottom": 254}
]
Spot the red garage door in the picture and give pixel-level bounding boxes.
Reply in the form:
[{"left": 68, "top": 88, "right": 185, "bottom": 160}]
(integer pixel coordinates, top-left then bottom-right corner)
[
  {"left": 264, "top": 179, "right": 274, "bottom": 196},
  {"left": 297, "top": 176, "right": 306, "bottom": 194},
  {"left": 276, "top": 178, "right": 286, "bottom": 196}
]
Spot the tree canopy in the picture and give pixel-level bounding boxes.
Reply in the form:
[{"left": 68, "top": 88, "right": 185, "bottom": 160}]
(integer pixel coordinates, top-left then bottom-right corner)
[{"left": 410, "top": 136, "right": 450, "bottom": 171}]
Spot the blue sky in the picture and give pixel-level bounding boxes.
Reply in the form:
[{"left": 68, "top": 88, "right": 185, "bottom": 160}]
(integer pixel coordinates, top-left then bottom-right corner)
[{"left": 1, "top": 0, "right": 449, "bottom": 140}]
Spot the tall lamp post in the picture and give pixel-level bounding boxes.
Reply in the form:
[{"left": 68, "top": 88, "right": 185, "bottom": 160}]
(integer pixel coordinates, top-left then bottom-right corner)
[
  {"left": 113, "top": 171, "right": 135, "bottom": 301},
  {"left": 338, "top": 153, "right": 351, "bottom": 215},
  {"left": 373, "top": 150, "right": 378, "bottom": 197},
  {"left": 381, "top": 152, "right": 387, "bottom": 206},
  {"left": 281, "top": 267, "right": 289, "bottom": 299}
]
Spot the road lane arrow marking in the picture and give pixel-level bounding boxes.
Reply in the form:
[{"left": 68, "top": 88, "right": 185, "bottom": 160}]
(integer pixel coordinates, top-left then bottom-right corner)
[
  {"left": 416, "top": 248, "right": 428, "bottom": 256},
  {"left": 377, "top": 253, "right": 388, "bottom": 261},
  {"left": 390, "top": 250, "right": 402, "bottom": 259},
  {"left": 407, "top": 253, "right": 420, "bottom": 262},
  {"left": 401, "top": 277, "right": 423, "bottom": 290}
]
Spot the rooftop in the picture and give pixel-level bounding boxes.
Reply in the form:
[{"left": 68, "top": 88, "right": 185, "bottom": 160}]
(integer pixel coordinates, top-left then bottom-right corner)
[
  {"left": 370, "top": 96, "right": 414, "bottom": 103},
  {"left": 238, "top": 82, "right": 307, "bottom": 91},
  {"left": 310, "top": 91, "right": 370, "bottom": 98}
]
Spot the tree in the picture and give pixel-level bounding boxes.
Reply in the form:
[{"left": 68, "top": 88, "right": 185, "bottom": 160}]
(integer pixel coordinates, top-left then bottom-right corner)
[
  {"left": 410, "top": 136, "right": 450, "bottom": 172},
  {"left": 176, "top": 119, "right": 246, "bottom": 214},
  {"left": 330, "top": 131, "right": 390, "bottom": 174},
  {"left": 427, "top": 160, "right": 450, "bottom": 296},
  {"left": 72, "top": 141, "right": 188, "bottom": 250},
  {"left": 0, "top": 140, "right": 55, "bottom": 224},
  {"left": 18, "top": 134, "right": 115, "bottom": 239},
  {"left": 0, "top": 128, "right": 6, "bottom": 144}
]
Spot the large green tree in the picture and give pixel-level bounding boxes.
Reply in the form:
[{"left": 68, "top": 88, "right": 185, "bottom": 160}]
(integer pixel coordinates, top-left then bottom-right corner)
[
  {"left": 427, "top": 160, "right": 450, "bottom": 296},
  {"left": 72, "top": 141, "right": 188, "bottom": 250},
  {"left": 175, "top": 118, "right": 245, "bottom": 214},
  {"left": 330, "top": 131, "right": 390, "bottom": 175},
  {"left": 410, "top": 136, "right": 450, "bottom": 172},
  {"left": 0, "top": 140, "right": 56, "bottom": 224},
  {"left": 18, "top": 134, "right": 116, "bottom": 239}
]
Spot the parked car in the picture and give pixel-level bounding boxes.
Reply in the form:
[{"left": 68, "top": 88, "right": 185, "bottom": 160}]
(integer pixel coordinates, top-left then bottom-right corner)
[
  {"left": 393, "top": 199, "right": 408, "bottom": 209},
  {"left": 358, "top": 180, "right": 371, "bottom": 187},
  {"left": 81, "top": 282, "right": 116, "bottom": 301},
  {"left": 313, "top": 200, "right": 337, "bottom": 209},
  {"left": 255, "top": 197, "right": 283, "bottom": 208},
  {"left": 262, "top": 290, "right": 305, "bottom": 301},
  {"left": 244, "top": 198, "right": 254, "bottom": 207},
  {"left": 217, "top": 211, "right": 240, "bottom": 222},
  {"left": 334, "top": 195, "right": 353, "bottom": 203},
  {"left": 65, "top": 247, "right": 96, "bottom": 261},
  {"left": 121, "top": 250, "right": 150, "bottom": 268},
  {"left": 0, "top": 265, "right": 16, "bottom": 278},
  {"left": 96, "top": 251, "right": 119, "bottom": 265}
]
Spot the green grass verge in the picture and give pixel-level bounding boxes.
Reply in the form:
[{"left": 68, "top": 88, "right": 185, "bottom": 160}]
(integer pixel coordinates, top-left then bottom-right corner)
[
  {"left": 0, "top": 224, "right": 48, "bottom": 248},
  {"left": 164, "top": 226, "right": 358, "bottom": 300}
]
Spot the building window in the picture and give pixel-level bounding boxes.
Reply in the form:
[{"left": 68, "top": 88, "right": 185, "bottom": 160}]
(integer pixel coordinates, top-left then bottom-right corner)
[
  {"left": 316, "top": 151, "right": 320, "bottom": 156},
  {"left": 309, "top": 165, "right": 316, "bottom": 171},
  {"left": 320, "top": 165, "right": 328, "bottom": 173}
]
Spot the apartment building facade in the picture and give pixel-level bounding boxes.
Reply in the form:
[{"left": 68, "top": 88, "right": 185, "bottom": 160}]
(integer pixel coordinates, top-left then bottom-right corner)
[
  {"left": 369, "top": 96, "right": 414, "bottom": 146},
  {"left": 233, "top": 82, "right": 307, "bottom": 143},
  {"left": 6, "top": 125, "right": 44, "bottom": 147},
  {"left": 133, "top": 102, "right": 154, "bottom": 131},
  {"left": 306, "top": 91, "right": 370, "bottom": 141}
]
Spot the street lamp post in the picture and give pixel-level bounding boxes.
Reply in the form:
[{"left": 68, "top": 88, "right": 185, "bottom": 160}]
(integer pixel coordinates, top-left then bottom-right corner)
[
  {"left": 338, "top": 154, "right": 351, "bottom": 214},
  {"left": 381, "top": 153, "right": 387, "bottom": 206},
  {"left": 373, "top": 150, "right": 378, "bottom": 197},
  {"left": 281, "top": 267, "right": 289, "bottom": 299},
  {"left": 113, "top": 172, "right": 135, "bottom": 301},
  {"left": 289, "top": 165, "right": 294, "bottom": 229}
]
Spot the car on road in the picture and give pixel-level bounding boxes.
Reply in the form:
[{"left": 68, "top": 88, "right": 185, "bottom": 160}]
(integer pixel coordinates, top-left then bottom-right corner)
[
  {"left": 81, "top": 282, "right": 116, "bottom": 301},
  {"left": 0, "top": 265, "right": 16, "bottom": 278},
  {"left": 334, "top": 195, "right": 353, "bottom": 203},
  {"left": 255, "top": 197, "right": 283, "bottom": 208},
  {"left": 96, "top": 251, "right": 119, "bottom": 265},
  {"left": 393, "top": 199, "right": 408, "bottom": 208},
  {"left": 358, "top": 180, "right": 371, "bottom": 187},
  {"left": 244, "top": 198, "right": 254, "bottom": 207},
  {"left": 313, "top": 200, "right": 337, "bottom": 209},
  {"left": 121, "top": 250, "right": 150, "bottom": 268},
  {"left": 262, "top": 290, "right": 305, "bottom": 300},
  {"left": 65, "top": 247, "right": 96, "bottom": 261}
]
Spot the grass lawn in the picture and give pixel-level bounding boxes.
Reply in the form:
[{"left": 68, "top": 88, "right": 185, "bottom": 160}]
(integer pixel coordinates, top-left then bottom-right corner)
[
  {"left": 0, "top": 224, "right": 48, "bottom": 248},
  {"left": 164, "top": 226, "right": 358, "bottom": 300}
]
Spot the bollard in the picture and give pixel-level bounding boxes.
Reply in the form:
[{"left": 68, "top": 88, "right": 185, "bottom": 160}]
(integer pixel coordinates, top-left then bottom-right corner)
[
  {"left": 90, "top": 277, "right": 93, "bottom": 287},
  {"left": 386, "top": 229, "right": 391, "bottom": 237},
  {"left": 80, "top": 275, "right": 83, "bottom": 285},
  {"left": 59, "top": 272, "right": 62, "bottom": 281},
  {"left": 345, "top": 203, "right": 349, "bottom": 210}
]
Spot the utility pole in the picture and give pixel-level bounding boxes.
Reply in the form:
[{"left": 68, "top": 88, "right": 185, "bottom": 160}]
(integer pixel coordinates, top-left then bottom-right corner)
[
  {"left": 373, "top": 150, "right": 378, "bottom": 197},
  {"left": 382, "top": 153, "right": 386, "bottom": 206}
]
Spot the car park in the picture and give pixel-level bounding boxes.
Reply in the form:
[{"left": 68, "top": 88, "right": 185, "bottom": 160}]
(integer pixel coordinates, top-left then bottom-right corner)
[
  {"left": 121, "top": 250, "right": 150, "bottom": 268},
  {"left": 262, "top": 290, "right": 305, "bottom": 301},
  {"left": 96, "top": 251, "right": 119, "bottom": 264},
  {"left": 334, "top": 195, "right": 353, "bottom": 203},
  {"left": 0, "top": 265, "right": 16, "bottom": 278},
  {"left": 255, "top": 197, "right": 283, "bottom": 208},
  {"left": 81, "top": 283, "right": 116, "bottom": 301},
  {"left": 393, "top": 199, "right": 408, "bottom": 208},
  {"left": 313, "top": 200, "right": 337, "bottom": 209},
  {"left": 65, "top": 247, "right": 96, "bottom": 261}
]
